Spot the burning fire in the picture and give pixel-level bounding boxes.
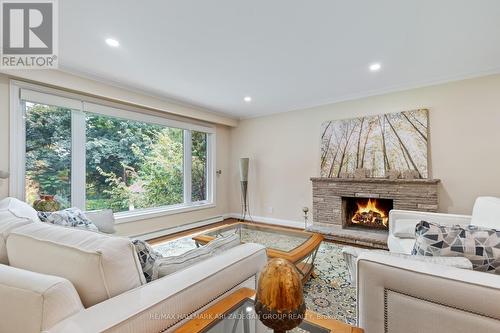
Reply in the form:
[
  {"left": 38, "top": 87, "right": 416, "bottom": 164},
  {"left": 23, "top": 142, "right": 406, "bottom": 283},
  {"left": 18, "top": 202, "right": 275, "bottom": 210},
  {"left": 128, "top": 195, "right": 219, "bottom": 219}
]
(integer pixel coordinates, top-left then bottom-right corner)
[{"left": 351, "top": 199, "right": 389, "bottom": 228}]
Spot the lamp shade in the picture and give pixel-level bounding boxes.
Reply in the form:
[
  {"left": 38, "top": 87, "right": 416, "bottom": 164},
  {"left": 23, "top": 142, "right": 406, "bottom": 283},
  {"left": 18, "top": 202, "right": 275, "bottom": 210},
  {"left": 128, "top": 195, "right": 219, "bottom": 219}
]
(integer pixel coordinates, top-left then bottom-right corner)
[{"left": 239, "top": 158, "right": 249, "bottom": 182}]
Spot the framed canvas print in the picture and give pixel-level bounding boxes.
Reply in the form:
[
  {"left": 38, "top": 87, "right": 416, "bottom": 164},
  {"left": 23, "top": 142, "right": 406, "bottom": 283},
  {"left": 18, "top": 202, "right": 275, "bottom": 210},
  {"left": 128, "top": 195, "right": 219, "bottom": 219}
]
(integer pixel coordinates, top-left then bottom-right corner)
[{"left": 320, "top": 109, "right": 429, "bottom": 179}]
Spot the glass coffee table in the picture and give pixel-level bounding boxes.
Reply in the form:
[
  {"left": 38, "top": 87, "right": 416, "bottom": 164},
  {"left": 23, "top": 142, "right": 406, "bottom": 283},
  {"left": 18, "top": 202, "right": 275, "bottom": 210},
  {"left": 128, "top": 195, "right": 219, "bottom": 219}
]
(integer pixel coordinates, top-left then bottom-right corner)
[
  {"left": 174, "top": 288, "right": 363, "bottom": 333},
  {"left": 192, "top": 223, "right": 324, "bottom": 282}
]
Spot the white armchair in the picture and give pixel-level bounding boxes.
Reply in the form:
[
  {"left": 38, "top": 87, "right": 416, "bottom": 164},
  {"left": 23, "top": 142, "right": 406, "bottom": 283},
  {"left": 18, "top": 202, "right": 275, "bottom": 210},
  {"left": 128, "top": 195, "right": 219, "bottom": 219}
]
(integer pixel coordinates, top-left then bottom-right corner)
[
  {"left": 388, "top": 196, "right": 500, "bottom": 254},
  {"left": 356, "top": 196, "right": 500, "bottom": 333},
  {"left": 357, "top": 251, "right": 500, "bottom": 333}
]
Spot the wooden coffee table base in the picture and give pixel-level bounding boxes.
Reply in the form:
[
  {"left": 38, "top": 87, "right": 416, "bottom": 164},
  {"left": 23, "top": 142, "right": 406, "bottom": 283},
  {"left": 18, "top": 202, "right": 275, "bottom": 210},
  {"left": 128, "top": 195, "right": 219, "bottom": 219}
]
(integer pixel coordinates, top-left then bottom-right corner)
[{"left": 174, "top": 288, "right": 363, "bottom": 333}]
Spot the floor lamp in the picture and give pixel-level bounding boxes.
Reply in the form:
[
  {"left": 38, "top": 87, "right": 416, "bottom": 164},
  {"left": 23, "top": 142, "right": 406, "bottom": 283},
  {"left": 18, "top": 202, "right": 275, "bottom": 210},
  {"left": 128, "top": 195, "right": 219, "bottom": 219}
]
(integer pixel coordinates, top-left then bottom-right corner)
[{"left": 239, "top": 158, "right": 249, "bottom": 221}]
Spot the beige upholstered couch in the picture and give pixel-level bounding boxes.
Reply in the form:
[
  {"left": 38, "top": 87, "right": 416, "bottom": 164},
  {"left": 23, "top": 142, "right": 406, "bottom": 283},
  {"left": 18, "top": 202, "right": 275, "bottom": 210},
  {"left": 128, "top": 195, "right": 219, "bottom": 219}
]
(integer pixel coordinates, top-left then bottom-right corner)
[
  {"left": 0, "top": 198, "right": 267, "bottom": 333},
  {"left": 357, "top": 197, "right": 500, "bottom": 333}
]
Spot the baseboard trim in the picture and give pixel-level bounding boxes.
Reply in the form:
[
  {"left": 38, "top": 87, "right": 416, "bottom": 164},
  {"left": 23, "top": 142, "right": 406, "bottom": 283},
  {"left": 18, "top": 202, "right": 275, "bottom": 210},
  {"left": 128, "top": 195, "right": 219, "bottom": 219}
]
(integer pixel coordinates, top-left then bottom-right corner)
[
  {"left": 131, "top": 215, "right": 224, "bottom": 241},
  {"left": 224, "top": 213, "right": 304, "bottom": 229}
]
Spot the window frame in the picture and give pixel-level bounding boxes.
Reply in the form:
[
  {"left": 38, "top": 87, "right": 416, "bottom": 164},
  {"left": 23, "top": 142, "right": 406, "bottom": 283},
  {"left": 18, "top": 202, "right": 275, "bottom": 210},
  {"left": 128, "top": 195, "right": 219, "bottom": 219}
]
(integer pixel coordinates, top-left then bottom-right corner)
[{"left": 10, "top": 80, "right": 216, "bottom": 223}]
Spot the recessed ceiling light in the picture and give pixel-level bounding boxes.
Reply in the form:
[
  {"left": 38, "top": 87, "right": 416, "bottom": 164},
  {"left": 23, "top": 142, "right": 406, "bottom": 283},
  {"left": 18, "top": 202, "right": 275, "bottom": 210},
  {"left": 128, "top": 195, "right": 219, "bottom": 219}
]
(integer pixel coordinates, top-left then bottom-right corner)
[
  {"left": 105, "top": 38, "right": 120, "bottom": 47},
  {"left": 243, "top": 96, "right": 252, "bottom": 102},
  {"left": 369, "top": 63, "right": 381, "bottom": 72}
]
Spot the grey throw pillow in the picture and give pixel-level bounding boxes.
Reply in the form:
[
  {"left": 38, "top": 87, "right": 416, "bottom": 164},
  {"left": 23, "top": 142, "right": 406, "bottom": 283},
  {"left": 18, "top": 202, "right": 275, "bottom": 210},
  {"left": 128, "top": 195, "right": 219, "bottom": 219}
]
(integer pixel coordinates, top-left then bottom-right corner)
[
  {"left": 412, "top": 220, "right": 500, "bottom": 273},
  {"left": 85, "top": 209, "right": 116, "bottom": 234}
]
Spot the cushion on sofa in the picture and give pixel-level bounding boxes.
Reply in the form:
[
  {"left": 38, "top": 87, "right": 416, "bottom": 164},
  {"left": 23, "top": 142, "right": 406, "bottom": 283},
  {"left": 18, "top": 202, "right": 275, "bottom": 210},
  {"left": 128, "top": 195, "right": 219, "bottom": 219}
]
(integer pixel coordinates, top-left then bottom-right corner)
[
  {"left": 0, "top": 197, "right": 41, "bottom": 223},
  {"left": 471, "top": 196, "right": 500, "bottom": 229},
  {"left": 412, "top": 221, "right": 500, "bottom": 273},
  {"left": 152, "top": 233, "right": 240, "bottom": 280},
  {"left": 0, "top": 197, "right": 39, "bottom": 264},
  {"left": 85, "top": 209, "right": 116, "bottom": 234},
  {"left": 392, "top": 218, "right": 420, "bottom": 238},
  {"left": 0, "top": 264, "right": 83, "bottom": 333},
  {"left": 6, "top": 222, "right": 145, "bottom": 307}
]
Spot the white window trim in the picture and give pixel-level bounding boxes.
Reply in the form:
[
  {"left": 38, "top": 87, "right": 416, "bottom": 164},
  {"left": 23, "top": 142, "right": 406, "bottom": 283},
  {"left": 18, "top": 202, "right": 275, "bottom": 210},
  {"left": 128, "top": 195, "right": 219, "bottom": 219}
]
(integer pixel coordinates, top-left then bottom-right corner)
[
  {"left": 9, "top": 80, "right": 217, "bottom": 222},
  {"left": 71, "top": 109, "right": 86, "bottom": 209},
  {"left": 183, "top": 130, "right": 192, "bottom": 205},
  {"left": 83, "top": 102, "right": 215, "bottom": 134}
]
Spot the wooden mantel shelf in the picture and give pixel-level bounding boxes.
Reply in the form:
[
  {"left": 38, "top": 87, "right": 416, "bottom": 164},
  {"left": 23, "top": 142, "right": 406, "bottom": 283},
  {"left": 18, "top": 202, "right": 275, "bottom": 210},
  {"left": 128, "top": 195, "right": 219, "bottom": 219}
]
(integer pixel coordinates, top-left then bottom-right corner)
[{"left": 310, "top": 177, "right": 441, "bottom": 184}]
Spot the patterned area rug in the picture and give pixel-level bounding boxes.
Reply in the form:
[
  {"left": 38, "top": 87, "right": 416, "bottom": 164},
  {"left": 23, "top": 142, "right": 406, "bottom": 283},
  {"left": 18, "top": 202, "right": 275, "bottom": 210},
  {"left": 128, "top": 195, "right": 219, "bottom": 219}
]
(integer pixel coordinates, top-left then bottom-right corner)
[{"left": 153, "top": 236, "right": 357, "bottom": 325}]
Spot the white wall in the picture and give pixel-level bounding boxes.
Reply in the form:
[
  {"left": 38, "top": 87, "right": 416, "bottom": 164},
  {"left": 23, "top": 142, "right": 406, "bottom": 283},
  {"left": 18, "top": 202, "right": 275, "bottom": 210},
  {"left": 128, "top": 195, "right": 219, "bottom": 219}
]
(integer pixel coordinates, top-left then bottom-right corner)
[
  {"left": 0, "top": 72, "right": 234, "bottom": 237},
  {"left": 229, "top": 74, "right": 500, "bottom": 222}
]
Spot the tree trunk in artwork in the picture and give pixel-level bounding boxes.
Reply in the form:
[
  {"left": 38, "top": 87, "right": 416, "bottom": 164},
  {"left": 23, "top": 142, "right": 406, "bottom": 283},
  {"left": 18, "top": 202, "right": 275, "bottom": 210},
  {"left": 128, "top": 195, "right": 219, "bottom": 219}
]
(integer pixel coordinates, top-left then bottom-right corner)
[
  {"left": 327, "top": 147, "right": 340, "bottom": 178},
  {"left": 355, "top": 118, "right": 365, "bottom": 168},
  {"left": 321, "top": 122, "right": 331, "bottom": 140},
  {"left": 320, "top": 125, "right": 335, "bottom": 170},
  {"left": 385, "top": 114, "right": 422, "bottom": 178},
  {"left": 360, "top": 121, "right": 374, "bottom": 168},
  {"left": 401, "top": 112, "right": 427, "bottom": 142},
  {"left": 397, "top": 139, "right": 411, "bottom": 169},
  {"left": 336, "top": 122, "right": 357, "bottom": 177},
  {"left": 378, "top": 116, "right": 391, "bottom": 172},
  {"left": 327, "top": 130, "right": 343, "bottom": 177},
  {"left": 409, "top": 111, "right": 427, "bottom": 129}
]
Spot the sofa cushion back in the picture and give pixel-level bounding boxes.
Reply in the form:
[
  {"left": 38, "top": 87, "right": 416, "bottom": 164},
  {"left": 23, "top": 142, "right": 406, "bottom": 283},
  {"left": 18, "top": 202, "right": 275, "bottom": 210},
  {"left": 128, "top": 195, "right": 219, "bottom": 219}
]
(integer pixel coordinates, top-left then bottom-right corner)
[
  {"left": 0, "top": 197, "right": 39, "bottom": 264},
  {"left": 0, "top": 264, "right": 84, "bottom": 333},
  {"left": 6, "top": 222, "right": 145, "bottom": 307},
  {"left": 471, "top": 197, "right": 500, "bottom": 229}
]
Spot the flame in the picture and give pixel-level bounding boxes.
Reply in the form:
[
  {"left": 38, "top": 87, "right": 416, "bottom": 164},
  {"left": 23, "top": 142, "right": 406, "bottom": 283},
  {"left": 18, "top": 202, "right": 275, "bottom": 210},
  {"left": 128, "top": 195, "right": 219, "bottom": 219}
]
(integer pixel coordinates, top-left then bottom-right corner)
[{"left": 351, "top": 199, "right": 388, "bottom": 227}]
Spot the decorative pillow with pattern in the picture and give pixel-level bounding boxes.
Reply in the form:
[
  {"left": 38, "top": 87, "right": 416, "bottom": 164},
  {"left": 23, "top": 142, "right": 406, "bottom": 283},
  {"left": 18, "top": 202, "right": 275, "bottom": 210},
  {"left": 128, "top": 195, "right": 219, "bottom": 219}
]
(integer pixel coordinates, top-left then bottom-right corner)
[
  {"left": 132, "top": 239, "right": 162, "bottom": 283},
  {"left": 412, "top": 220, "right": 500, "bottom": 273},
  {"left": 38, "top": 208, "right": 98, "bottom": 232}
]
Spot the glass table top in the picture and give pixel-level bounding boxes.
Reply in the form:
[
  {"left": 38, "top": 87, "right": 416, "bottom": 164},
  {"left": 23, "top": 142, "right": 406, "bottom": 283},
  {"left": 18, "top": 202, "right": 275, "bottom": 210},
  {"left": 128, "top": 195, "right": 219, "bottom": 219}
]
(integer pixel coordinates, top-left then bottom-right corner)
[
  {"left": 202, "top": 299, "right": 330, "bottom": 333},
  {"left": 204, "top": 224, "right": 312, "bottom": 252}
]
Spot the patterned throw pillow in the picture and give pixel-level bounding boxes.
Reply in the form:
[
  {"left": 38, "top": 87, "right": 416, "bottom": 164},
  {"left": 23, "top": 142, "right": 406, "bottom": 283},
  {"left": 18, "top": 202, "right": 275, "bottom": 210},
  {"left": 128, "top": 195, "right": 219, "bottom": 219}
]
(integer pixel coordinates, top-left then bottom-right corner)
[
  {"left": 133, "top": 239, "right": 162, "bottom": 283},
  {"left": 38, "top": 208, "right": 98, "bottom": 232},
  {"left": 412, "top": 221, "right": 500, "bottom": 273}
]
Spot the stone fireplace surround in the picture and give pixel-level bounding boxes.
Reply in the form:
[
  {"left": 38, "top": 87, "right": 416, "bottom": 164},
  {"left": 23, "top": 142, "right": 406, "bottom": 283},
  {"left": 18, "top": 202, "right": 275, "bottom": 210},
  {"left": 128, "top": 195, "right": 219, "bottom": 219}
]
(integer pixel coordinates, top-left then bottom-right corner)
[{"left": 310, "top": 177, "right": 440, "bottom": 248}]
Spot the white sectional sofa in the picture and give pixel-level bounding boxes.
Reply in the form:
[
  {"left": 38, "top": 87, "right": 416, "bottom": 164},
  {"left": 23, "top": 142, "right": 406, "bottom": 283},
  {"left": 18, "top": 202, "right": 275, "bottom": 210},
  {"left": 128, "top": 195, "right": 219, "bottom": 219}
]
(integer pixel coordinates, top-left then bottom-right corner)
[
  {"left": 357, "top": 197, "right": 500, "bottom": 333},
  {"left": 0, "top": 198, "right": 267, "bottom": 333}
]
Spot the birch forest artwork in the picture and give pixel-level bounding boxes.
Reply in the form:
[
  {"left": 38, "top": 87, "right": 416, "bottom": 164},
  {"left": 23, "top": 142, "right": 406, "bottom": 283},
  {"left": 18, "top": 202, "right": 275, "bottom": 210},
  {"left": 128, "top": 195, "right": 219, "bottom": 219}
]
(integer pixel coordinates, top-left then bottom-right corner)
[{"left": 320, "top": 109, "right": 429, "bottom": 179}]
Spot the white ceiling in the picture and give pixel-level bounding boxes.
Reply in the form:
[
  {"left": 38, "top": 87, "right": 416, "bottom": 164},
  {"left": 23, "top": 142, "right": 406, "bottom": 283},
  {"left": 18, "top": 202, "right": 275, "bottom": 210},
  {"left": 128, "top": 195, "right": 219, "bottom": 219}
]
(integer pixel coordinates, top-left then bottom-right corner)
[{"left": 60, "top": 0, "right": 500, "bottom": 119}]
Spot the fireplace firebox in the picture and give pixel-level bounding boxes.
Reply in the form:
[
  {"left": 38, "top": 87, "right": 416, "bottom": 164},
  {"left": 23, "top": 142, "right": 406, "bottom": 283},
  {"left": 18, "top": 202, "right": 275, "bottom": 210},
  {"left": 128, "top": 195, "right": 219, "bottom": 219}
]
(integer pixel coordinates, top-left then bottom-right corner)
[{"left": 342, "top": 197, "right": 393, "bottom": 230}]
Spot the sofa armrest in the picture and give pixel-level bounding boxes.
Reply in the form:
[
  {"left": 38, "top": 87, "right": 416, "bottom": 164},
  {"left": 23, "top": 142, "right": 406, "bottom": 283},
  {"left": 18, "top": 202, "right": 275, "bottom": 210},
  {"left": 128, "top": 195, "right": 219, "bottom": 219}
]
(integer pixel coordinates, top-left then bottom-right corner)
[
  {"left": 357, "top": 252, "right": 500, "bottom": 333},
  {"left": 389, "top": 209, "right": 471, "bottom": 236},
  {"left": 0, "top": 264, "right": 84, "bottom": 333},
  {"left": 46, "top": 243, "right": 267, "bottom": 333}
]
